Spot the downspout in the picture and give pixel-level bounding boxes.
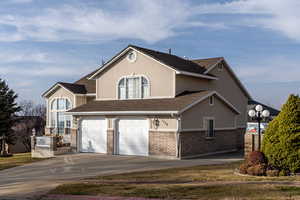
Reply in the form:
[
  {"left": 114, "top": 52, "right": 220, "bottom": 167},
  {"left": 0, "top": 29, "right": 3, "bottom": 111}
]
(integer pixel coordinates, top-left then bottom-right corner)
[{"left": 176, "top": 116, "right": 182, "bottom": 159}]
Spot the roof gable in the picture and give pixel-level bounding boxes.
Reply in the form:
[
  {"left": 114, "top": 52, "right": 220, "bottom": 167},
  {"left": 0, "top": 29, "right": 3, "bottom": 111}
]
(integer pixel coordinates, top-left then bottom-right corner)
[
  {"left": 88, "top": 45, "right": 216, "bottom": 80},
  {"left": 42, "top": 82, "right": 86, "bottom": 98}
]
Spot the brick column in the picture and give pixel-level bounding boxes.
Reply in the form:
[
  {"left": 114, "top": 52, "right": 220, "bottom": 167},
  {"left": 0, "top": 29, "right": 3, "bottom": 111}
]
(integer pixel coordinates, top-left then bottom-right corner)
[
  {"left": 107, "top": 130, "right": 114, "bottom": 155},
  {"left": 50, "top": 136, "right": 57, "bottom": 151},
  {"left": 70, "top": 128, "right": 78, "bottom": 152}
]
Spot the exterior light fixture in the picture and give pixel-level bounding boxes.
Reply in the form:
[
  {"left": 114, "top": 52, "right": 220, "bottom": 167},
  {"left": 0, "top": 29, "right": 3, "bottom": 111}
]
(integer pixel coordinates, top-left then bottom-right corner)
[
  {"left": 153, "top": 118, "right": 160, "bottom": 129},
  {"left": 248, "top": 104, "right": 270, "bottom": 150}
]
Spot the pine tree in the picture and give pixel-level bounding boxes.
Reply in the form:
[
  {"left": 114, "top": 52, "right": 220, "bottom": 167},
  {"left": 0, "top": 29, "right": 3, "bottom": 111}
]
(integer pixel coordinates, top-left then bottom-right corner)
[
  {"left": 0, "top": 78, "right": 21, "bottom": 156},
  {"left": 262, "top": 94, "right": 300, "bottom": 173}
]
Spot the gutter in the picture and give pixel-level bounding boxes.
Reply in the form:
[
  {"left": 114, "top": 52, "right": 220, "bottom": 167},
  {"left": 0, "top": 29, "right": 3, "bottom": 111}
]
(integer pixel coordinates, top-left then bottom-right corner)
[{"left": 65, "top": 111, "right": 179, "bottom": 116}]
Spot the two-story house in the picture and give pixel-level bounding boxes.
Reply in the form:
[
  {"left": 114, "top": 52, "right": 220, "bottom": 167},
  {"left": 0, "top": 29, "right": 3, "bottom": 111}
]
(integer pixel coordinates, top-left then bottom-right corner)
[{"left": 42, "top": 45, "right": 250, "bottom": 159}]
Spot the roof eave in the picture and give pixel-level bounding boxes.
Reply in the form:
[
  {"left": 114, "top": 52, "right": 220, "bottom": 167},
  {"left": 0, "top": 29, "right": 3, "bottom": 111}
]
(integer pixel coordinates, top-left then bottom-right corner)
[
  {"left": 65, "top": 111, "right": 179, "bottom": 116},
  {"left": 176, "top": 71, "right": 218, "bottom": 80}
]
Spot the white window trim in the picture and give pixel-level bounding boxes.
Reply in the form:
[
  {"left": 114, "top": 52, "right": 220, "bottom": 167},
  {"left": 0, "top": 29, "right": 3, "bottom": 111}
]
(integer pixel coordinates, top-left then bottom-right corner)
[
  {"left": 203, "top": 117, "right": 215, "bottom": 138},
  {"left": 49, "top": 97, "right": 73, "bottom": 131},
  {"left": 117, "top": 75, "right": 150, "bottom": 100},
  {"left": 126, "top": 50, "right": 137, "bottom": 63}
]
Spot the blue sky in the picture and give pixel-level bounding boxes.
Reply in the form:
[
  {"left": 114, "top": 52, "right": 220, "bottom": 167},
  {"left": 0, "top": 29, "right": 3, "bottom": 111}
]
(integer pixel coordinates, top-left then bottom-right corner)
[{"left": 0, "top": 0, "right": 299, "bottom": 109}]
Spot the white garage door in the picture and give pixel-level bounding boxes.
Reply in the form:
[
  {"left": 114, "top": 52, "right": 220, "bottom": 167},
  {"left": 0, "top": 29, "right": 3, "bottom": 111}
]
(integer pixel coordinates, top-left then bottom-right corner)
[
  {"left": 80, "top": 118, "right": 107, "bottom": 153},
  {"left": 118, "top": 119, "right": 149, "bottom": 156}
]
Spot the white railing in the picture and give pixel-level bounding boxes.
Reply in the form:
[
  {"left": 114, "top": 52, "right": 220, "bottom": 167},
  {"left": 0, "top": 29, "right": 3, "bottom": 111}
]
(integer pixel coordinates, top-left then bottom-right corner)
[{"left": 36, "top": 136, "right": 51, "bottom": 147}]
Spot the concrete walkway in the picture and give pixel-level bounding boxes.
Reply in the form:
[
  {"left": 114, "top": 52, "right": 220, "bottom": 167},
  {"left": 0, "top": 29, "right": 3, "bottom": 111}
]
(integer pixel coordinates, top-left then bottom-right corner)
[{"left": 0, "top": 152, "right": 243, "bottom": 200}]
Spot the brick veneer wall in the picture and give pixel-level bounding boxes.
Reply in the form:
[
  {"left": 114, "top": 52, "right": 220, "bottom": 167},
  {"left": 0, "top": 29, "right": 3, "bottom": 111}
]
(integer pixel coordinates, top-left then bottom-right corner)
[
  {"left": 244, "top": 133, "right": 264, "bottom": 157},
  {"left": 107, "top": 130, "right": 114, "bottom": 155},
  {"left": 180, "top": 128, "right": 245, "bottom": 158},
  {"left": 70, "top": 128, "right": 77, "bottom": 152},
  {"left": 149, "top": 131, "right": 177, "bottom": 157}
]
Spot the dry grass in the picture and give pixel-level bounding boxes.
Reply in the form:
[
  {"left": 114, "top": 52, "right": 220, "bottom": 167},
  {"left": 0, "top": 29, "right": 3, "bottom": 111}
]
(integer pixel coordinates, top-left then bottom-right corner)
[
  {"left": 51, "top": 161, "right": 300, "bottom": 199},
  {"left": 0, "top": 153, "right": 46, "bottom": 170}
]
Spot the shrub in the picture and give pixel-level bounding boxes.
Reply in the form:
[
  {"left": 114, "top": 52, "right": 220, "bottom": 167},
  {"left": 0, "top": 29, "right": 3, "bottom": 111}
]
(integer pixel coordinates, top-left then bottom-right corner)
[
  {"left": 262, "top": 94, "right": 300, "bottom": 173},
  {"left": 266, "top": 169, "right": 279, "bottom": 177},
  {"left": 247, "top": 151, "right": 267, "bottom": 166},
  {"left": 247, "top": 164, "right": 266, "bottom": 176},
  {"left": 239, "top": 163, "right": 249, "bottom": 174},
  {"left": 279, "top": 170, "right": 290, "bottom": 176}
]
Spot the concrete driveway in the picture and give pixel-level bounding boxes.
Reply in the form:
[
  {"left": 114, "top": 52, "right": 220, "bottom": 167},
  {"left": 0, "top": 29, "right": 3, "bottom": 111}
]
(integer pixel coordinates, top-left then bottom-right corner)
[{"left": 0, "top": 152, "right": 243, "bottom": 200}]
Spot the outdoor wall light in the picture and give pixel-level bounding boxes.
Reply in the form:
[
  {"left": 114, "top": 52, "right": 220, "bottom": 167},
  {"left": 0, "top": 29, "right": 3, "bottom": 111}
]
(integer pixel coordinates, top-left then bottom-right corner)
[
  {"left": 153, "top": 118, "right": 160, "bottom": 129},
  {"left": 248, "top": 104, "right": 270, "bottom": 150}
]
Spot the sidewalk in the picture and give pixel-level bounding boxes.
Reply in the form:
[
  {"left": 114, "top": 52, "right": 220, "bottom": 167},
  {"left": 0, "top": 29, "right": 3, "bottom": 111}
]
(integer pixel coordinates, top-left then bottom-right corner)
[{"left": 42, "top": 195, "right": 161, "bottom": 200}]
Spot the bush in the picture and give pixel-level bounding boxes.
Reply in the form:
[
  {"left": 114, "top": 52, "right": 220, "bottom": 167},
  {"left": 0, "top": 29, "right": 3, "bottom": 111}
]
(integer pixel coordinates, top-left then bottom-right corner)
[
  {"left": 247, "top": 164, "right": 266, "bottom": 176},
  {"left": 262, "top": 94, "right": 300, "bottom": 173},
  {"left": 239, "top": 163, "right": 249, "bottom": 174},
  {"left": 247, "top": 151, "right": 267, "bottom": 166},
  {"left": 266, "top": 169, "right": 279, "bottom": 177}
]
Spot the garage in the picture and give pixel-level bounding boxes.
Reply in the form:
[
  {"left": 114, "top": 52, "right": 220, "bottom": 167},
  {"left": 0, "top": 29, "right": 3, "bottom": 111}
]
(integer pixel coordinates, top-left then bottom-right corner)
[
  {"left": 118, "top": 118, "right": 149, "bottom": 156},
  {"left": 80, "top": 117, "right": 107, "bottom": 153}
]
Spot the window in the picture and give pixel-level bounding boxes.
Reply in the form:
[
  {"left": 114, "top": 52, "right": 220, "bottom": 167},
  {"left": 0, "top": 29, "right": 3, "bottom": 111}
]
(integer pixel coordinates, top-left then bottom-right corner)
[
  {"left": 205, "top": 119, "right": 215, "bottom": 138},
  {"left": 118, "top": 76, "right": 149, "bottom": 99},
  {"left": 209, "top": 96, "right": 214, "bottom": 106},
  {"left": 127, "top": 50, "right": 137, "bottom": 62},
  {"left": 50, "top": 98, "right": 72, "bottom": 134}
]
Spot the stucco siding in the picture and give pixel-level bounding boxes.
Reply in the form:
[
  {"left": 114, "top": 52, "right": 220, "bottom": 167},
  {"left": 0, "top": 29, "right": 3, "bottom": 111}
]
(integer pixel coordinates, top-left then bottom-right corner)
[
  {"left": 96, "top": 51, "right": 175, "bottom": 100},
  {"left": 176, "top": 62, "right": 248, "bottom": 127},
  {"left": 181, "top": 95, "right": 236, "bottom": 130},
  {"left": 75, "top": 95, "right": 87, "bottom": 107}
]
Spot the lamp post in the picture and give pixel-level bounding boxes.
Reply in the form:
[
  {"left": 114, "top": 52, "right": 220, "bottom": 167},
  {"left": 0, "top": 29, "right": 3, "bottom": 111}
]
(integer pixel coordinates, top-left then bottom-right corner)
[{"left": 248, "top": 105, "right": 270, "bottom": 151}]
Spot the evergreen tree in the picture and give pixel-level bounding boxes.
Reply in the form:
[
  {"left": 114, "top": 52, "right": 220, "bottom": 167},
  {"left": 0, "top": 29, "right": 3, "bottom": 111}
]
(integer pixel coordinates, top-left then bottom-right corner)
[
  {"left": 0, "top": 78, "right": 21, "bottom": 156},
  {"left": 262, "top": 94, "right": 300, "bottom": 173}
]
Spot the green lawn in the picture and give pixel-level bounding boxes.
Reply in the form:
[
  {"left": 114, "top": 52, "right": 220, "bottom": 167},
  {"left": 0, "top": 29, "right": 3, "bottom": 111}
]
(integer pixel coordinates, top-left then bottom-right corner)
[
  {"left": 0, "top": 153, "right": 46, "bottom": 170},
  {"left": 51, "top": 161, "right": 300, "bottom": 200}
]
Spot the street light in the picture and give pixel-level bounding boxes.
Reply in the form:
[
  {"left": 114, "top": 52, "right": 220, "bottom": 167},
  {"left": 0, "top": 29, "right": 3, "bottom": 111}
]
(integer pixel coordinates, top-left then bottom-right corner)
[{"left": 248, "top": 104, "right": 270, "bottom": 150}]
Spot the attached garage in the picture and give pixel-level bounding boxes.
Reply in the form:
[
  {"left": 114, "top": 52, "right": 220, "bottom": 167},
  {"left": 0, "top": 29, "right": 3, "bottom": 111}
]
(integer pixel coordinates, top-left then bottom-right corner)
[
  {"left": 80, "top": 117, "right": 107, "bottom": 153},
  {"left": 117, "top": 118, "right": 149, "bottom": 156}
]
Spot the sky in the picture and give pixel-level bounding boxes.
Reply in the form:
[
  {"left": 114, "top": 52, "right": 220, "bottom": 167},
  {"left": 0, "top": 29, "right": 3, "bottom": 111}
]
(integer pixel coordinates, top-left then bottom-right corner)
[{"left": 0, "top": 0, "right": 299, "bottom": 109}]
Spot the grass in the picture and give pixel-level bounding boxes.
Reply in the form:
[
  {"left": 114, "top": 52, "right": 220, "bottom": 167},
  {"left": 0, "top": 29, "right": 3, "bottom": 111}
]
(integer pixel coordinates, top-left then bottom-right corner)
[
  {"left": 50, "top": 161, "right": 300, "bottom": 200},
  {"left": 0, "top": 152, "right": 46, "bottom": 170}
]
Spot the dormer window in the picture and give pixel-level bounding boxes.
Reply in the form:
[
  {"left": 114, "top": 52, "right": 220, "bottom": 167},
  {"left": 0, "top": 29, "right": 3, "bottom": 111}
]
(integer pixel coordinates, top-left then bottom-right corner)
[{"left": 118, "top": 76, "right": 149, "bottom": 99}]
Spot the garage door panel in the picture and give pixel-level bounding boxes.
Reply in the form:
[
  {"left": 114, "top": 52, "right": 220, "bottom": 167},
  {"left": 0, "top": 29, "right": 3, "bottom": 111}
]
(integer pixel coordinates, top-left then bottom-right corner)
[
  {"left": 80, "top": 118, "right": 107, "bottom": 153},
  {"left": 118, "top": 119, "right": 149, "bottom": 156}
]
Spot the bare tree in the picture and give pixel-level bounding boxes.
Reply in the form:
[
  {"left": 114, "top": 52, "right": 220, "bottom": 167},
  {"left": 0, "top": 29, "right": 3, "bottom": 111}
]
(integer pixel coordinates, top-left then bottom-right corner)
[{"left": 17, "top": 100, "right": 46, "bottom": 151}]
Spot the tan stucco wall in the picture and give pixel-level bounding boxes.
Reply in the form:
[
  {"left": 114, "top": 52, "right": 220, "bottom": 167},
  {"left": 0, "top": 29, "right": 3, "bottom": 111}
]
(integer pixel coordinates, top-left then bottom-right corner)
[
  {"left": 96, "top": 50, "right": 175, "bottom": 100},
  {"left": 181, "top": 95, "right": 237, "bottom": 130},
  {"left": 76, "top": 95, "right": 87, "bottom": 107},
  {"left": 176, "top": 63, "right": 248, "bottom": 127}
]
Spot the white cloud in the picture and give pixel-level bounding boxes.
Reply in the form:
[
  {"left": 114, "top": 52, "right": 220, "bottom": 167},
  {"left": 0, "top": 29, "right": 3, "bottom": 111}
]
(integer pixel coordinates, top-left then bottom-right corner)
[
  {"left": 235, "top": 56, "right": 300, "bottom": 83},
  {"left": 0, "top": 0, "right": 224, "bottom": 43},
  {"left": 0, "top": 51, "right": 48, "bottom": 63},
  {"left": 0, "top": 0, "right": 299, "bottom": 43},
  {"left": 0, "top": 65, "right": 95, "bottom": 77},
  {"left": 193, "top": 0, "right": 300, "bottom": 42}
]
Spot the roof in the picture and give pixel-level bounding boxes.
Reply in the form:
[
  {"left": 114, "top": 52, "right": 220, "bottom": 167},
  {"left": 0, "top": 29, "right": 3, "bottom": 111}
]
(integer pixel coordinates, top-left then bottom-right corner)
[
  {"left": 88, "top": 45, "right": 218, "bottom": 80},
  {"left": 192, "top": 57, "right": 223, "bottom": 70},
  {"left": 67, "top": 90, "right": 240, "bottom": 115},
  {"left": 74, "top": 69, "right": 97, "bottom": 93},
  {"left": 58, "top": 82, "right": 87, "bottom": 94},
  {"left": 248, "top": 100, "right": 280, "bottom": 117},
  {"left": 130, "top": 45, "right": 207, "bottom": 74}
]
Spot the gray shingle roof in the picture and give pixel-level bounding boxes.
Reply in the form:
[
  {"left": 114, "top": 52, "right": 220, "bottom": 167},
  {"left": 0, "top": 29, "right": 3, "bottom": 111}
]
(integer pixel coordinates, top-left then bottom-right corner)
[{"left": 67, "top": 91, "right": 211, "bottom": 113}]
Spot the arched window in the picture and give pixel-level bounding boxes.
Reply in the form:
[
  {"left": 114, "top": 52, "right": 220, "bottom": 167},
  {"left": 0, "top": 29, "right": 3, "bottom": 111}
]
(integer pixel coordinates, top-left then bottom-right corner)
[
  {"left": 118, "top": 76, "right": 150, "bottom": 99},
  {"left": 50, "top": 98, "right": 72, "bottom": 134}
]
